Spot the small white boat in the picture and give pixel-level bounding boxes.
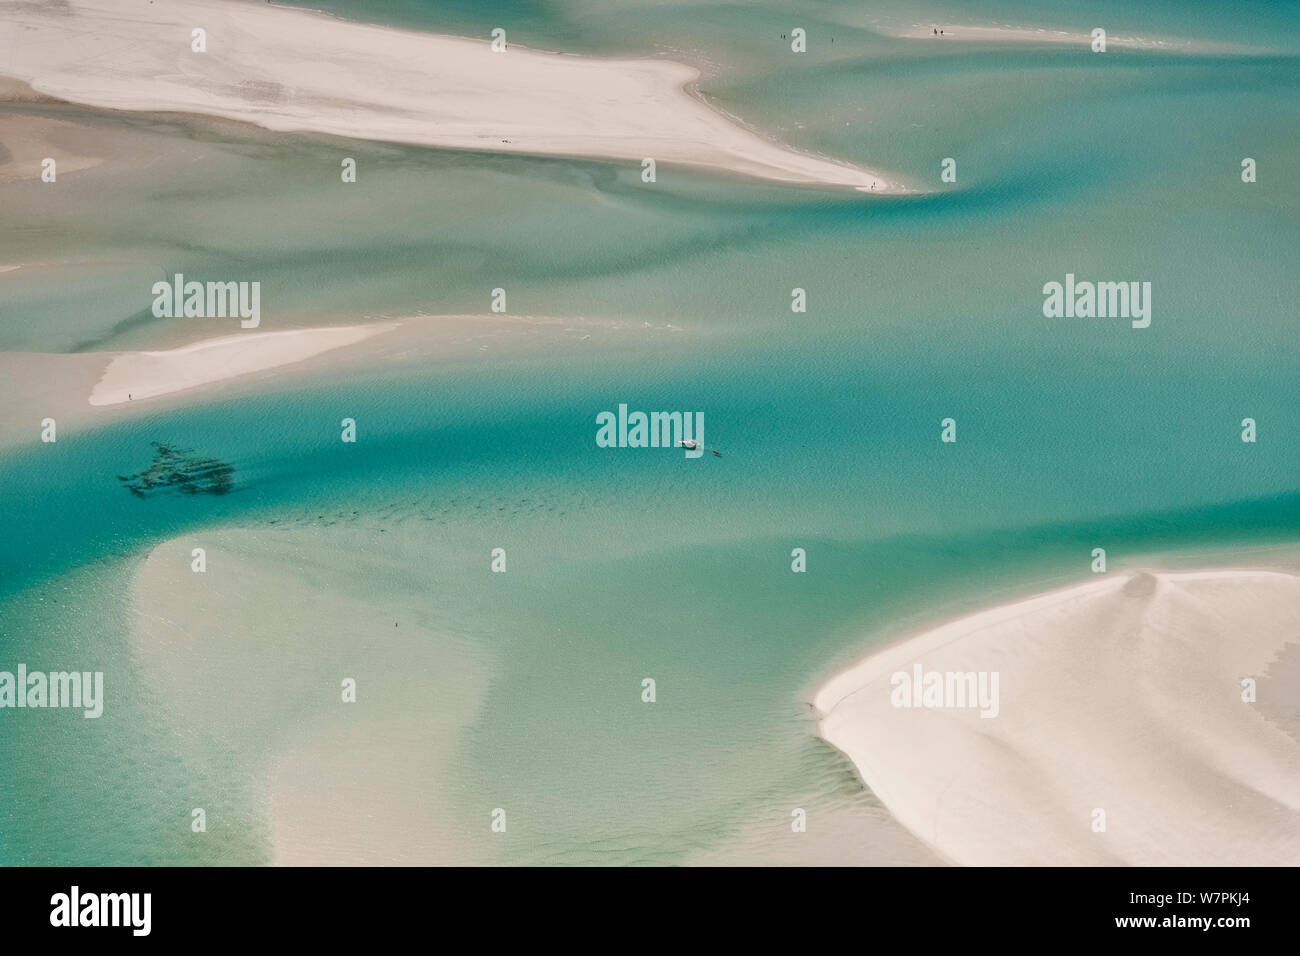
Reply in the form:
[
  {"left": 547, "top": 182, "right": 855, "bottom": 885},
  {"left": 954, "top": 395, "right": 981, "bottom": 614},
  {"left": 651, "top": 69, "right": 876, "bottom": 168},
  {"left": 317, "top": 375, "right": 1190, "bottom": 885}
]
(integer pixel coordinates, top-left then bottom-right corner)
[{"left": 679, "top": 439, "right": 701, "bottom": 450}]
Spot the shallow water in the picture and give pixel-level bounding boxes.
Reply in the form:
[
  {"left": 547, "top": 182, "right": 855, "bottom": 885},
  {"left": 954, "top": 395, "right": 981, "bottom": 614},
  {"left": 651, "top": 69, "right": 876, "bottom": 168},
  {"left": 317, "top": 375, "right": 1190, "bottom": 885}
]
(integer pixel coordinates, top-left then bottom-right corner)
[{"left": 0, "top": 0, "right": 1297, "bottom": 864}]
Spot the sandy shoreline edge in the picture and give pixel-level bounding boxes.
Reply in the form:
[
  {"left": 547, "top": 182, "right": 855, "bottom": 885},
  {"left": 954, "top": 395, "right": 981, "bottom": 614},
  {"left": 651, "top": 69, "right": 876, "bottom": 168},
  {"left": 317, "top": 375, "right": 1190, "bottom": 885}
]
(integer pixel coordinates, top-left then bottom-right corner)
[
  {"left": 87, "top": 323, "right": 399, "bottom": 406},
  {"left": 0, "top": 312, "right": 634, "bottom": 447},
  {"left": 0, "top": 0, "right": 907, "bottom": 192},
  {"left": 814, "top": 569, "right": 1300, "bottom": 865}
]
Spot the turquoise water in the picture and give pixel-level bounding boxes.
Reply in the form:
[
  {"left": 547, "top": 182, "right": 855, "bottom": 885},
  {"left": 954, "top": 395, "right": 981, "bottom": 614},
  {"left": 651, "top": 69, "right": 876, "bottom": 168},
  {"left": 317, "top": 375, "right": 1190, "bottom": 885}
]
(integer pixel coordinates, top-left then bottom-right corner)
[{"left": 1, "top": 0, "right": 1297, "bottom": 864}]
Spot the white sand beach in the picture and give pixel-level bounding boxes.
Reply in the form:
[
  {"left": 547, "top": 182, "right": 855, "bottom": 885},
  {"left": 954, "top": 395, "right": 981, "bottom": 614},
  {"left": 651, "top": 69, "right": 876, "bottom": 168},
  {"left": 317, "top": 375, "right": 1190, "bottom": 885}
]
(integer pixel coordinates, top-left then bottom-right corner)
[
  {"left": 88, "top": 323, "right": 398, "bottom": 406},
  {"left": 0, "top": 0, "right": 905, "bottom": 192},
  {"left": 814, "top": 569, "right": 1300, "bottom": 865},
  {"left": 0, "top": 312, "right": 640, "bottom": 448}
]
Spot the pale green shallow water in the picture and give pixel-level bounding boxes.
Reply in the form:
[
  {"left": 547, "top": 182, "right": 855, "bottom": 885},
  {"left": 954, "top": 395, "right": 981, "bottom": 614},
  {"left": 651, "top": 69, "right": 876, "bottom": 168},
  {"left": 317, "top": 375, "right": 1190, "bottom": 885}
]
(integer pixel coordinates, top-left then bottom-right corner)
[{"left": 0, "top": 0, "right": 1297, "bottom": 864}]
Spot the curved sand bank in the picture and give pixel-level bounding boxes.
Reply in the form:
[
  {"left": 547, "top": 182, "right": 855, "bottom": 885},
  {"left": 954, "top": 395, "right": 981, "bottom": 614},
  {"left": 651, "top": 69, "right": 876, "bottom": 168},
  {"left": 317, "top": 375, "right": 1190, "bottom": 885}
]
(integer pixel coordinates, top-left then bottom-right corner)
[
  {"left": 0, "top": 312, "right": 632, "bottom": 447},
  {"left": 0, "top": 0, "right": 905, "bottom": 192},
  {"left": 814, "top": 569, "right": 1300, "bottom": 865},
  {"left": 88, "top": 323, "right": 398, "bottom": 406},
  {"left": 0, "top": 113, "right": 104, "bottom": 183},
  {"left": 132, "top": 529, "right": 495, "bottom": 865}
]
